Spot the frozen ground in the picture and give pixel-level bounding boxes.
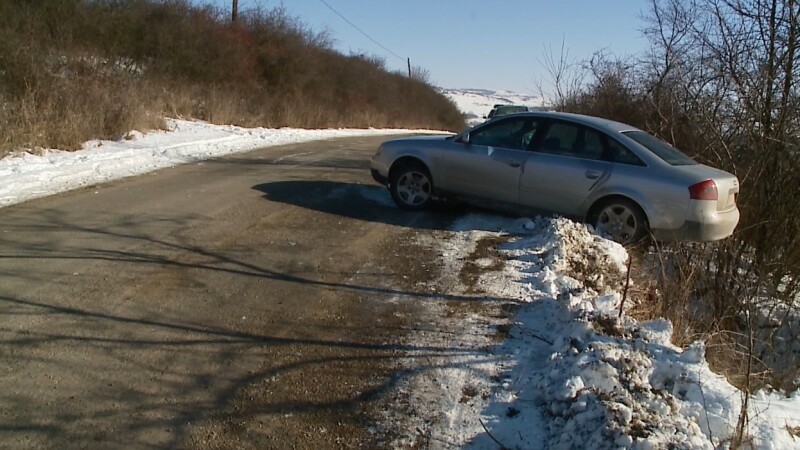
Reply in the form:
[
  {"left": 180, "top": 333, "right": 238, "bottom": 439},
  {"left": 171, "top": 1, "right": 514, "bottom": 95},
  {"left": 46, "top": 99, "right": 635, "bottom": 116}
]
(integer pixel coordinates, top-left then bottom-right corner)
[
  {"left": 392, "top": 214, "right": 800, "bottom": 449},
  {"left": 3, "top": 120, "right": 798, "bottom": 448}
]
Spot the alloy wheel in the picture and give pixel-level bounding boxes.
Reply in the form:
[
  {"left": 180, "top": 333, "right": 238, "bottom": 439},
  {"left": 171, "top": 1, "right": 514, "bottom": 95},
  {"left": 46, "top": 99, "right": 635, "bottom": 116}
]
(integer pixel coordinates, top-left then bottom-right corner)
[{"left": 395, "top": 170, "right": 432, "bottom": 207}]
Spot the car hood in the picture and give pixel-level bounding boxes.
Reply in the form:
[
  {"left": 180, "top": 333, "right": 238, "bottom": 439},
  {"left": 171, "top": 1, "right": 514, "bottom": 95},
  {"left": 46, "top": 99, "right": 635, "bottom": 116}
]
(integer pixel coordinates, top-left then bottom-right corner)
[
  {"left": 384, "top": 135, "right": 453, "bottom": 144},
  {"left": 380, "top": 134, "right": 454, "bottom": 150}
]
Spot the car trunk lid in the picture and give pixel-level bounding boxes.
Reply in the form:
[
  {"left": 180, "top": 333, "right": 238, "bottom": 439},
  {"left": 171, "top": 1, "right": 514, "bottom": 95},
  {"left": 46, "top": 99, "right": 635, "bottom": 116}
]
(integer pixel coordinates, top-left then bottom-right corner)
[{"left": 677, "top": 164, "right": 740, "bottom": 211}]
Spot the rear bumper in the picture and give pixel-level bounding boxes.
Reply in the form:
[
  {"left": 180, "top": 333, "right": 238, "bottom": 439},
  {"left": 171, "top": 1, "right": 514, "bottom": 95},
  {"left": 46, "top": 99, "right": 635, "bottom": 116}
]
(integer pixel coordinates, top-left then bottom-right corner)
[{"left": 653, "top": 207, "right": 740, "bottom": 242}]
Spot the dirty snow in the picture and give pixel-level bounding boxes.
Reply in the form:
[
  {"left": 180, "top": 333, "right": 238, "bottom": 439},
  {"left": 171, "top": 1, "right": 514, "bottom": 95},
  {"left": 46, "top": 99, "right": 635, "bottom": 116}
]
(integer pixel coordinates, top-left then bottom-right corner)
[{"left": 397, "top": 214, "right": 800, "bottom": 449}]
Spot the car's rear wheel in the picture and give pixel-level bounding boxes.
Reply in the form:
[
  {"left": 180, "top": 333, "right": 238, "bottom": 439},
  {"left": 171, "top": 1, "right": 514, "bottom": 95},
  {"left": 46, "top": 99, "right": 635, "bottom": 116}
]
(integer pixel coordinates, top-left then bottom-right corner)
[
  {"left": 389, "top": 163, "right": 433, "bottom": 210},
  {"left": 591, "top": 198, "right": 648, "bottom": 245}
]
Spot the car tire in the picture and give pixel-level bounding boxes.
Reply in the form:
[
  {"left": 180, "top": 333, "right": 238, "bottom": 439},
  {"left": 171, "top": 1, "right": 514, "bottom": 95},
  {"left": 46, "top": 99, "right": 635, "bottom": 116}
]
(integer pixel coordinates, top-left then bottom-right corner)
[
  {"left": 591, "top": 198, "right": 648, "bottom": 245},
  {"left": 389, "top": 162, "right": 433, "bottom": 210}
]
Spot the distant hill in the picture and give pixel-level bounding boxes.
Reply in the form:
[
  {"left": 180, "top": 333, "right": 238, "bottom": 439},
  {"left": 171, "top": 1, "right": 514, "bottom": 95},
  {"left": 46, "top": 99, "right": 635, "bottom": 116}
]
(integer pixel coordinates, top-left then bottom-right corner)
[{"left": 441, "top": 88, "right": 545, "bottom": 126}]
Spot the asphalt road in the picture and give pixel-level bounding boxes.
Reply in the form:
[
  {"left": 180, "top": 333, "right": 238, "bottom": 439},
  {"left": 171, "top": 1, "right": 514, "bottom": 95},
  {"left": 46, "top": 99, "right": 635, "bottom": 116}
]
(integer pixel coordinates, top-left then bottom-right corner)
[{"left": 0, "top": 136, "right": 467, "bottom": 449}]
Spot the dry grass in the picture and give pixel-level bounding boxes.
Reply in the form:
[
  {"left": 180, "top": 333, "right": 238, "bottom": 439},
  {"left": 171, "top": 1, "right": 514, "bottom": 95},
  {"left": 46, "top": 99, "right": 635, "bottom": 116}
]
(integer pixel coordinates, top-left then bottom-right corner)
[
  {"left": 0, "top": 0, "right": 463, "bottom": 156},
  {"left": 622, "top": 239, "right": 800, "bottom": 393},
  {"left": 1, "top": 75, "right": 168, "bottom": 155}
]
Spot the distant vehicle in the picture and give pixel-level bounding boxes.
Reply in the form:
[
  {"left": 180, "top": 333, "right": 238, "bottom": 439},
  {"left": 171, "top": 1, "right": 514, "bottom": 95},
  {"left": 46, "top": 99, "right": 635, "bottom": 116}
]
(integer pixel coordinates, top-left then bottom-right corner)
[
  {"left": 486, "top": 104, "right": 529, "bottom": 120},
  {"left": 370, "top": 111, "right": 740, "bottom": 244}
]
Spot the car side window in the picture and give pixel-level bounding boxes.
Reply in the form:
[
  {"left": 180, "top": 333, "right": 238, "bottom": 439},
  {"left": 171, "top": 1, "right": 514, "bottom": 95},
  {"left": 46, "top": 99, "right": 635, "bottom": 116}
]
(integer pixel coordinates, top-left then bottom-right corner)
[
  {"left": 470, "top": 117, "right": 536, "bottom": 151},
  {"left": 538, "top": 122, "right": 605, "bottom": 161},
  {"left": 583, "top": 129, "right": 605, "bottom": 160},
  {"left": 606, "top": 137, "right": 646, "bottom": 166}
]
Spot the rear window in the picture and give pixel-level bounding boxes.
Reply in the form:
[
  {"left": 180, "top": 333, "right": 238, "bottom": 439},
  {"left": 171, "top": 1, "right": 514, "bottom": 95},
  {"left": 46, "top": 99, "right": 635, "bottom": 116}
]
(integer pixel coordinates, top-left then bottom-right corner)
[
  {"left": 498, "top": 106, "right": 528, "bottom": 113},
  {"left": 622, "top": 131, "right": 696, "bottom": 166}
]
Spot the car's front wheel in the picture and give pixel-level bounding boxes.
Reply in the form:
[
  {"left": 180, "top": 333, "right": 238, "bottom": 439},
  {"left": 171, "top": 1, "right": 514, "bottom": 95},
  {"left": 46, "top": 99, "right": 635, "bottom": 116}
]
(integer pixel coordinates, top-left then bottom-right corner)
[
  {"left": 389, "top": 163, "right": 433, "bottom": 210},
  {"left": 591, "top": 198, "right": 648, "bottom": 245}
]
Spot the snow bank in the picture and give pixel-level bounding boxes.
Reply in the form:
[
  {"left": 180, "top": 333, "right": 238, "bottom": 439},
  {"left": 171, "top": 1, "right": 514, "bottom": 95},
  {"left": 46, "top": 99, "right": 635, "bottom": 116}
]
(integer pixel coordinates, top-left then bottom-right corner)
[
  {"left": 420, "top": 215, "right": 800, "bottom": 449},
  {"left": 0, "top": 119, "right": 448, "bottom": 209}
]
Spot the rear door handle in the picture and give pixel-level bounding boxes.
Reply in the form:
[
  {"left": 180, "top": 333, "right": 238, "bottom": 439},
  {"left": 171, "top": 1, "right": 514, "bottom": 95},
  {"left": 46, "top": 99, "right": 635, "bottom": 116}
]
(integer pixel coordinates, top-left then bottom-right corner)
[
  {"left": 585, "top": 170, "right": 600, "bottom": 179},
  {"left": 508, "top": 161, "right": 521, "bottom": 168}
]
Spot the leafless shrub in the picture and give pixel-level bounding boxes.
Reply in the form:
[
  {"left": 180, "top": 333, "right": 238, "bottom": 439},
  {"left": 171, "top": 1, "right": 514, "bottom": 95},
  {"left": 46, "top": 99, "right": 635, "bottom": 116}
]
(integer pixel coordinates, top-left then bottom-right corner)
[
  {"left": 543, "top": 3, "right": 800, "bottom": 441},
  {"left": 409, "top": 65, "right": 432, "bottom": 85},
  {"left": 639, "top": 0, "right": 800, "bottom": 392},
  {"left": 534, "top": 39, "right": 588, "bottom": 109}
]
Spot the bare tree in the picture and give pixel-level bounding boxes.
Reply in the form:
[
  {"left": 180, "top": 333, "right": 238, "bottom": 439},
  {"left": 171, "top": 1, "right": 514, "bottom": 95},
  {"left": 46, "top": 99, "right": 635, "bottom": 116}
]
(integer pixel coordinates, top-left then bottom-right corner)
[
  {"left": 641, "top": 0, "right": 800, "bottom": 404},
  {"left": 534, "top": 39, "right": 587, "bottom": 109}
]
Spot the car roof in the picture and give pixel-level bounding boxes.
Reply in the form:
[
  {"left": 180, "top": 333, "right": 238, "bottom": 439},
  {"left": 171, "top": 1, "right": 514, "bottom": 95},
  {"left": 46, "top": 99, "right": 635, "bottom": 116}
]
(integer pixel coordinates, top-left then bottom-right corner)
[{"left": 513, "top": 111, "right": 641, "bottom": 134}]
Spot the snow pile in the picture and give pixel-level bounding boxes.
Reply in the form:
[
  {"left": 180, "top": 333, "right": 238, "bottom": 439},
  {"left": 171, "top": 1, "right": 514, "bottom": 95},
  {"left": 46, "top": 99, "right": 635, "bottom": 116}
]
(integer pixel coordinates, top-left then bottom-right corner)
[
  {"left": 429, "top": 216, "right": 800, "bottom": 449},
  {"left": 0, "top": 119, "right": 447, "bottom": 209}
]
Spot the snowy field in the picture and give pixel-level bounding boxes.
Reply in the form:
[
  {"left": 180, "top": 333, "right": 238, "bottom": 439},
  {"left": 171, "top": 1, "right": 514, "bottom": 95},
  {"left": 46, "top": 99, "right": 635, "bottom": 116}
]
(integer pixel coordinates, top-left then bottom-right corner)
[
  {"left": 441, "top": 88, "right": 544, "bottom": 126},
  {"left": 2, "top": 120, "right": 798, "bottom": 448}
]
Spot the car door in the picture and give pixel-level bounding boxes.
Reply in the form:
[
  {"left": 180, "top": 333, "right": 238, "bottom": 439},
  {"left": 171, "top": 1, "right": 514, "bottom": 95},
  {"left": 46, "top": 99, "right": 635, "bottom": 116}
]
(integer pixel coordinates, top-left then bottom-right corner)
[
  {"left": 438, "top": 116, "right": 540, "bottom": 204},
  {"left": 520, "top": 120, "right": 613, "bottom": 217}
]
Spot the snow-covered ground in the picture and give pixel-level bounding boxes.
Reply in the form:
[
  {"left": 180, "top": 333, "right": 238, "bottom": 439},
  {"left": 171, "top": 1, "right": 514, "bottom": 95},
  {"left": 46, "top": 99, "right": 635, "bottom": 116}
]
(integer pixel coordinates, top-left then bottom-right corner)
[
  {"left": 394, "top": 214, "right": 800, "bottom": 449},
  {"left": 3, "top": 120, "right": 798, "bottom": 448},
  {"left": 441, "top": 88, "right": 545, "bottom": 126}
]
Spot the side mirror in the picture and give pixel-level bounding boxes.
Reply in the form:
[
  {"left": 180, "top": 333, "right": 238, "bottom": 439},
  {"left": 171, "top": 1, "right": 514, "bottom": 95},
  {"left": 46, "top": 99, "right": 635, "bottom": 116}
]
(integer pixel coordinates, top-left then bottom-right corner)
[{"left": 460, "top": 132, "right": 471, "bottom": 145}]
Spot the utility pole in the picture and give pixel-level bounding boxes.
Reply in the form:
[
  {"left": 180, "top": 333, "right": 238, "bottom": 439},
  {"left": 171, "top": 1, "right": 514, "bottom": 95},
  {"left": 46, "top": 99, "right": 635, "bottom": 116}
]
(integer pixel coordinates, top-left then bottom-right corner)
[
  {"left": 232, "top": 0, "right": 238, "bottom": 23},
  {"left": 407, "top": 58, "right": 411, "bottom": 78}
]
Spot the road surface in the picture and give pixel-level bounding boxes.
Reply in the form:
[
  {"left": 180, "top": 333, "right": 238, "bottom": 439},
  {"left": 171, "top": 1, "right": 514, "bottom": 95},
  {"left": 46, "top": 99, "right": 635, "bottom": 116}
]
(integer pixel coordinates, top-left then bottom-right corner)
[{"left": 0, "top": 136, "right": 476, "bottom": 449}]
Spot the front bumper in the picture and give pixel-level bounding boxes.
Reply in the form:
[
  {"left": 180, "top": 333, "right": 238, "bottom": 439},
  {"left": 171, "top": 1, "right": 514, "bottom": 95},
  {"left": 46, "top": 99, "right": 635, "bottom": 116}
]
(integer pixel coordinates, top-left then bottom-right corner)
[{"left": 371, "top": 168, "right": 387, "bottom": 185}]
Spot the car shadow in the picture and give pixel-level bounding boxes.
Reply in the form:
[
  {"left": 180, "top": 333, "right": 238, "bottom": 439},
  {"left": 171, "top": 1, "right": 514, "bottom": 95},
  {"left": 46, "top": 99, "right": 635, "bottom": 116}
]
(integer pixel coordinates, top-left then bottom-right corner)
[{"left": 252, "top": 180, "right": 474, "bottom": 231}]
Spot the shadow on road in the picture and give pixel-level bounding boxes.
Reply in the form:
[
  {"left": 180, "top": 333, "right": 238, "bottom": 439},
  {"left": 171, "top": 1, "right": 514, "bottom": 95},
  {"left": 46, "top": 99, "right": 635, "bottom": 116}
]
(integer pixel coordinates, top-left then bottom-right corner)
[
  {"left": 253, "top": 180, "right": 475, "bottom": 231},
  {"left": 0, "top": 205, "right": 512, "bottom": 448},
  {"left": 1, "top": 289, "right": 501, "bottom": 448}
]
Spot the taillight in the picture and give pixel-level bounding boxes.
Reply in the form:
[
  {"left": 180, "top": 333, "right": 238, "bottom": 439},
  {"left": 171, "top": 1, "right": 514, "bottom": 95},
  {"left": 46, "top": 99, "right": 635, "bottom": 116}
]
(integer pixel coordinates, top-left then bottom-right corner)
[{"left": 689, "top": 179, "right": 718, "bottom": 200}]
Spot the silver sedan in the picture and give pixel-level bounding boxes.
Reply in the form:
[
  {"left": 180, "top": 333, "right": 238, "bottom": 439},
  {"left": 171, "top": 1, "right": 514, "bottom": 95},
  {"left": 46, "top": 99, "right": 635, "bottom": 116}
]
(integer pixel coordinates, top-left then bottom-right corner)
[{"left": 370, "top": 111, "right": 740, "bottom": 244}]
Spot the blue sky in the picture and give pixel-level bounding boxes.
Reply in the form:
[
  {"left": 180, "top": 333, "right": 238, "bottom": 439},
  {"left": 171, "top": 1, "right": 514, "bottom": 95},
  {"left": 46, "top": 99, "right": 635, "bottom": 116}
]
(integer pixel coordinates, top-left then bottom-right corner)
[{"left": 195, "top": 0, "right": 651, "bottom": 94}]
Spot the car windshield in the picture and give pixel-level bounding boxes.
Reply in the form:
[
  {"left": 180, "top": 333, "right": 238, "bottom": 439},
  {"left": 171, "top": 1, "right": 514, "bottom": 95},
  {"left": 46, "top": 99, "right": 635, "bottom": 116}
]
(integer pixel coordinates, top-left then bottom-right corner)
[{"left": 622, "top": 131, "right": 696, "bottom": 166}]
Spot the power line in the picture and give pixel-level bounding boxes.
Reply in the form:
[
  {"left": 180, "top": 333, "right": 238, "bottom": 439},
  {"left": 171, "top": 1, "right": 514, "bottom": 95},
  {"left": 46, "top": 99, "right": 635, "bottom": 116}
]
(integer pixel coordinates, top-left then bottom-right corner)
[{"left": 317, "top": 0, "right": 406, "bottom": 63}]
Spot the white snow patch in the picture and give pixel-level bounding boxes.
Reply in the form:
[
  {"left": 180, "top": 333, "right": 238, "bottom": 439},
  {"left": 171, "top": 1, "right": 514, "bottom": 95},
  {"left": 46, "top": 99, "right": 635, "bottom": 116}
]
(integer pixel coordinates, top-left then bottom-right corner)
[
  {"left": 398, "top": 214, "right": 800, "bottom": 449},
  {"left": 441, "top": 88, "right": 545, "bottom": 126}
]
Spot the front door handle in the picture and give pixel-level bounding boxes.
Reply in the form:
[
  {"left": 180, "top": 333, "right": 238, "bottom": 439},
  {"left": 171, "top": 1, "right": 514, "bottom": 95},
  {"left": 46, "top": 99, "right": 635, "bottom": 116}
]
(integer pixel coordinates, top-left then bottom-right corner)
[
  {"left": 508, "top": 161, "right": 521, "bottom": 168},
  {"left": 585, "top": 170, "right": 600, "bottom": 179}
]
